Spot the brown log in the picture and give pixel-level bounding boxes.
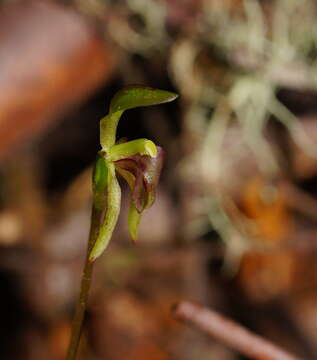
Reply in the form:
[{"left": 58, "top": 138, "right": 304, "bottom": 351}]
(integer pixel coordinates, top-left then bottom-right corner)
[{"left": 0, "top": 0, "right": 115, "bottom": 159}]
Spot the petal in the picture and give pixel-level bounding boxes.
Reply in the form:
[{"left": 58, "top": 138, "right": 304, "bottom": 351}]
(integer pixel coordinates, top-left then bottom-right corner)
[{"left": 128, "top": 202, "right": 141, "bottom": 242}]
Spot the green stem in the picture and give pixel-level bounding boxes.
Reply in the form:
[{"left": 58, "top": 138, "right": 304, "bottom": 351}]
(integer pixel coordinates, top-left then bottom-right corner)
[{"left": 66, "top": 206, "right": 102, "bottom": 360}]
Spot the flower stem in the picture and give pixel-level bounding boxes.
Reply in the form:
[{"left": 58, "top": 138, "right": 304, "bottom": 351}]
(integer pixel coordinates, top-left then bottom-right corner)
[{"left": 66, "top": 206, "right": 102, "bottom": 360}]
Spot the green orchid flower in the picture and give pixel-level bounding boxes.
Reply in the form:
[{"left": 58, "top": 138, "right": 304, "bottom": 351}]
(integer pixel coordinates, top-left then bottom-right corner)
[{"left": 89, "top": 86, "right": 178, "bottom": 262}]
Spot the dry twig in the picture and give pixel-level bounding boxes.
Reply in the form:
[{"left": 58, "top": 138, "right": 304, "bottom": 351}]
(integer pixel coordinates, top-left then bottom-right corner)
[{"left": 172, "top": 301, "right": 301, "bottom": 360}]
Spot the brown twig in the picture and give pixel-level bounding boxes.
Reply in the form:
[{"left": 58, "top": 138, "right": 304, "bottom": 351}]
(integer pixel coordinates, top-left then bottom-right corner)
[{"left": 172, "top": 301, "right": 301, "bottom": 360}]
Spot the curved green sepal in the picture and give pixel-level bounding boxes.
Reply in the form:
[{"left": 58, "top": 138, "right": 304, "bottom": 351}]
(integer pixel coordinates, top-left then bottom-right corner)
[
  {"left": 100, "top": 111, "right": 123, "bottom": 149},
  {"left": 92, "top": 155, "right": 108, "bottom": 210},
  {"left": 110, "top": 85, "right": 178, "bottom": 113},
  {"left": 89, "top": 163, "right": 121, "bottom": 261},
  {"left": 100, "top": 86, "right": 178, "bottom": 149},
  {"left": 128, "top": 202, "right": 141, "bottom": 242},
  {"left": 93, "top": 155, "right": 108, "bottom": 193},
  {"left": 107, "top": 139, "right": 157, "bottom": 161}
]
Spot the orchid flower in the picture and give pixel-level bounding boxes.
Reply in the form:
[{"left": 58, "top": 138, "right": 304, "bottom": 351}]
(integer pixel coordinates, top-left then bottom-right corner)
[{"left": 89, "top": 86, "right": 178, "bottom": 261}]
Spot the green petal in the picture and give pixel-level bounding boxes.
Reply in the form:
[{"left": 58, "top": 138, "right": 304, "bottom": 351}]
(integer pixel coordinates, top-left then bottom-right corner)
[
  {"left": 89, "top": 162, "right": 121, "bottom": 261},
  {"left": 107, "top": 139, "right": 157, "bottom": 161},
  {"left": 128, "top": 202, "right": 141, "bottom": 242},
  {"left": 110, "top": 85, "right": 178, "bottom": 113}
]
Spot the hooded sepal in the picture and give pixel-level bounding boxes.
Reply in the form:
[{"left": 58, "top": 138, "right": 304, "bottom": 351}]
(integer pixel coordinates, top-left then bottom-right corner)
[
  {"left": 107, "top": 138, "right": 157, "bottom": 162},
  {"left": 100, "top": 86, "right": 178, "bottom": 150},
  {"left": 110, "top": 85, "right": 178, "bottom": 113}
]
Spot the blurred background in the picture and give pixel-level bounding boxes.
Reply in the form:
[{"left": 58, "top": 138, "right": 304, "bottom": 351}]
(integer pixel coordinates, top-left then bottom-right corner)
[{"left": 1, "top": 0, "right": 317, "bottom": 359}]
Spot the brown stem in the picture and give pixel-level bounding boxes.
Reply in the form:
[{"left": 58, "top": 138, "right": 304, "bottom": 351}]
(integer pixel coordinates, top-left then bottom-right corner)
[
  {"left": 172, "top": 301, "right": 301, "bottom": 360},
  {"left": 66, "top": 206, "right": 102, "bottom": 360}
]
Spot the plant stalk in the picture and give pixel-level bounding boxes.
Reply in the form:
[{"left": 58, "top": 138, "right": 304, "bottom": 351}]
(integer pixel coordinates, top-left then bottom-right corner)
[{"left": 66, "top": 206, "right": 102, "bottom": 360}]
